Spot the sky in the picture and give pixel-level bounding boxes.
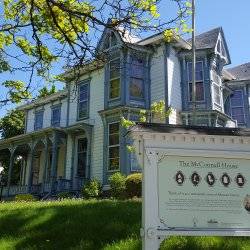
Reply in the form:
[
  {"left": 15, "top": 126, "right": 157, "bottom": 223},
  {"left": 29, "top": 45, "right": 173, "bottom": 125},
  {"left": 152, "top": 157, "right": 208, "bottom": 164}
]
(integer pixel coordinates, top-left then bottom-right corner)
[{"left": 0, "top": 0, "right": 250, "bottom": 117}]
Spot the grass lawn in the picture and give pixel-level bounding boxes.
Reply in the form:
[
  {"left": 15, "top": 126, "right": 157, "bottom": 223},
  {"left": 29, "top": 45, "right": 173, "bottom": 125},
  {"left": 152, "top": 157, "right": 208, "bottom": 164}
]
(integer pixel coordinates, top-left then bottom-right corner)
[{"left": 0, "top": 199, "right": 249, "bottom": 250}]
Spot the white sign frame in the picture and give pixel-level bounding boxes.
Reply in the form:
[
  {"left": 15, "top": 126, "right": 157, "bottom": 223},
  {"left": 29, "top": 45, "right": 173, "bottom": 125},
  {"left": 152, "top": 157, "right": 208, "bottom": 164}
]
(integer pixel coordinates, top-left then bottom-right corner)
[{"left": 140, "top": 140, "right": 250, "bottom": 250}]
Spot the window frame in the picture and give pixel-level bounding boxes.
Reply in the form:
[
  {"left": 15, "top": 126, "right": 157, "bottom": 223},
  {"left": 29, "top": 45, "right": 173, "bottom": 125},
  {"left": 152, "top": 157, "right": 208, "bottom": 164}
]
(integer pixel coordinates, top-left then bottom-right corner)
[
  {"left": 34, "top": 110, "right": 44, "bottom": 131},
  {"left": 230, "top": 89, "right": 246, "bottom": 125},
  {"left": 109, "top": 58, "right": 121, "bottom": 100},
  {"left": 107, "top": 122, "right": 120, "bottom": 172},
  {"left": 187, "top": 61, "right": 205, "bottom": 102},
  {"left": 77, "top": 80, "right": 90, "bottom": 120},
  {"left": 51, "top": 105, "right": 61, "bottom": 127}
]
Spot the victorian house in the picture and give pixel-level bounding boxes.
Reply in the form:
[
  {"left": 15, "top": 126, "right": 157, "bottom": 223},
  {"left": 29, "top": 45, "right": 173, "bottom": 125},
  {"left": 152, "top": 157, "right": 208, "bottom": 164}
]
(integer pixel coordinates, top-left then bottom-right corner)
[{"left": 0, "top": 26, "right": 249, "bottom": 198}]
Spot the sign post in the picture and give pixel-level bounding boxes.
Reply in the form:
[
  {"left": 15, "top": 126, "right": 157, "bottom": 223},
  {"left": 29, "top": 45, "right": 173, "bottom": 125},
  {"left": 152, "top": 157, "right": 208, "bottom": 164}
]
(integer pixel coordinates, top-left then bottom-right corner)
[{"left": 131, "top": 124, "right": 250, "bottom": 250}]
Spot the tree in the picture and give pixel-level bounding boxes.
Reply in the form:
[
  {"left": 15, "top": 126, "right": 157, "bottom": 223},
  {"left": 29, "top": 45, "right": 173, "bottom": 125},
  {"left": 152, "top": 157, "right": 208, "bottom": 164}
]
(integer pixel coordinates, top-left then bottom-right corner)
[
  {"left": 0, "top": 0, "right": 192, "bottom": 105},
  {"left": 37, "top": 84, "right": 56, "bottom": 98}
]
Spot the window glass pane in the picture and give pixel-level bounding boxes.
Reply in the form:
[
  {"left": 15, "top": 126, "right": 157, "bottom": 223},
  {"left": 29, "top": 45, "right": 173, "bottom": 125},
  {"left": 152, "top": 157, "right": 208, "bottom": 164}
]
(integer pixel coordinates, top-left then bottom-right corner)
[
  {"left": 78, "top": 82, "right": 89, "bottom": 119},
  {"left": 110, "top": 79, "right": 120, "bottom": 99},
  {"left": 109, "top": 134, "right": 119, "bottom": 145},
  {"left": 51, "top": 107, "right": 60, "bottom": 126},
  {"left": 79, "top": 85, "right": 88, "bottom": 101},
  {"left": 110, "top": 59, "right": 120, "bottom": 79},
  {"left": 109, "top": 157, "right": 120, "bottom": 171},
  {"left": 188, "top": 62, "right": 203, "bottom": 82},
  {"left": 189, "top": 82, "right": 204, "bottom": 101},
  {"left": 78, "top": 138, "right": 87, "bottom": 152},
  {"left": 108, "top": 123, "right": 120, "bottom": 171},
  {"left": 79, "top": 101, "right": 88, "bottom": 119},
  {"left": 130, "top": 78, "right": 144, "bottom": 98},
  {"left": 109, "top": 123, "right": 119, "bottom": 134},
  {"left": 35, "top": 111, "right": 43, "bottom": 130},
  {"left": 131, "top": 58, "right": 144, "bottom": 78},
  {"left": 231, "top": 90, "right": 244, "bottom": 107},
  {"left": 232, "top": 107, "right": 245, "bottom": 124},
  {"left": 131, "top": 153, "right": 141, "bottom": 171}
]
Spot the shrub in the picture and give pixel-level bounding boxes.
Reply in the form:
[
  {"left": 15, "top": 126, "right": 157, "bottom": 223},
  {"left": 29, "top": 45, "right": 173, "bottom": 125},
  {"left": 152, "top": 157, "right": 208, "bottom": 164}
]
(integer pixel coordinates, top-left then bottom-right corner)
[
  {"left": 108, "top": 172, "right": 126, "bottom": 199},
  {"left": 82, "top": 179, "right": 101, "bottom": 199},
  {"left": 57, "top": 192, "right": 74, "bottom": 199},
  {"left": 125, "top": 173, "right": 142, "bottom": 198},
  {"left": 15, "top": 194, "right": 36, "bottom": 202}
]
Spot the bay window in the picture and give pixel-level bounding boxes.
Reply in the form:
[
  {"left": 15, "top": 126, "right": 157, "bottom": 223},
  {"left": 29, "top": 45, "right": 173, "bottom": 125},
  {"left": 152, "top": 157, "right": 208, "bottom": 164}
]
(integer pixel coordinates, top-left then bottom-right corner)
[
  {"left": 108, "top": 122, "right": 120, "bottom": 171},
  {"left": 188, "top": 61, "right": 205, "bottom": 102}
]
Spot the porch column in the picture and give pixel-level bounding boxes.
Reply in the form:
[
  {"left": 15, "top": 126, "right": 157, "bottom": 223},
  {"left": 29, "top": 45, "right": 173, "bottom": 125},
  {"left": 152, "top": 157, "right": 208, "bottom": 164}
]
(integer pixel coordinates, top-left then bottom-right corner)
[
  {"left": 7, "top": 147, "right": 16, "bottom": 196},
  {"left": 50, "top": 132, "right": 59, "bottom": 193},
  {"left": 27, "top": 143, "right": 35, "bottom": 193},
  {"left": 41, "top": 137, "right": 49, "bottom": 193}
]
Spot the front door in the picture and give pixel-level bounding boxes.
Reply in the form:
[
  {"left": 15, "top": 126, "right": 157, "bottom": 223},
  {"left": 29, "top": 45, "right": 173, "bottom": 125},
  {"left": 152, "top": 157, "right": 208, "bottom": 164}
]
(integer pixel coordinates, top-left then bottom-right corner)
[{"left": 77, "top": 138, "right": 88, "bottom": 179}]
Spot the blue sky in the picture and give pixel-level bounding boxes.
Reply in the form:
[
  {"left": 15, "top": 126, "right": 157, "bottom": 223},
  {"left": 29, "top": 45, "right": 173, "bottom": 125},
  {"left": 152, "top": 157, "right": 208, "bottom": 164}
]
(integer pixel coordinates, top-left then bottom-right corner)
[{"left": 0, "top": 0, "right": 250, "bottom": 117}]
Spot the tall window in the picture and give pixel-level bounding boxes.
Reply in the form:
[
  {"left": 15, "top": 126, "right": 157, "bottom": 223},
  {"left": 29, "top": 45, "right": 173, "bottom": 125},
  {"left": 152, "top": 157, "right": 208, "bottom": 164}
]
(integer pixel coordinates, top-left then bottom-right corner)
[
  {"left": 230, "top": 90, "right": 245, "bottom": 125},
  {"left": 34, "top": 111, "right": 43, "bottom": 130},
  {"left": 78, "top": 81, "right": 90, "bottom": 120},
  {"left": 130, "top": 57, "right": 144, "bottom": 99},
  {"left": 77, "top": 138, "right": 87, "bottom": 178},
  {"left": 51, "top": 106, "right": 61, "bottom": 127},
  {"left": 108, "top": 123, "right": 120, "bottom": 171},
  {"left": 109, "top": 58, "right": 120, "bottom": 99},
  {"left": 188, "top": 61, "right": 205, "bottom": 101}
]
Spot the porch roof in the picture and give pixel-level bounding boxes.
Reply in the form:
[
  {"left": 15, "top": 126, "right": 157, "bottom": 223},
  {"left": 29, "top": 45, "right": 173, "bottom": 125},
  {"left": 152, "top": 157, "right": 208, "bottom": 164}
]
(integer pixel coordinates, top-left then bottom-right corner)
[{"left": 0, "top": 127, "right": 65, "bottom": 151}]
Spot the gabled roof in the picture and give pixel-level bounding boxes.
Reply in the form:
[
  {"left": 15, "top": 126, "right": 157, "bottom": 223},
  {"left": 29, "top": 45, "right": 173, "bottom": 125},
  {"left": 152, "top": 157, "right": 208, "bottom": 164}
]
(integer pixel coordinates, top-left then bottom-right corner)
[
  {"left": 188, "top": 27, "right": 221, "bottom": 50},
  {"left": 227, "top": 62, "right": 250, "bottom": 81}
]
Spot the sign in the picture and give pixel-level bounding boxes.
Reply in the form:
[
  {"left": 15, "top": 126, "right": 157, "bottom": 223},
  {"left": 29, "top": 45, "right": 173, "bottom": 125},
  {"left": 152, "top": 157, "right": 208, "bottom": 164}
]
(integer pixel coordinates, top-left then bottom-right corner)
[
  {"left": 130, "top": 126, "right": 250, "bottom": 250},
  {"left": 158, "top": 155, "right": 250, "bottom": 230}
]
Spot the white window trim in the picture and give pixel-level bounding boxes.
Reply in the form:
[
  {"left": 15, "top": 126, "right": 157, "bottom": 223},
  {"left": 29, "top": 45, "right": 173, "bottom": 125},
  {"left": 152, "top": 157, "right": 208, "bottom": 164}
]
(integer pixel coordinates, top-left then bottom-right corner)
[
  {"left": 107, "top": 122, "right": 120, "bottom": 172},
  {"left": 212, "top": 82, "right": 222, "bottom": 108},
  {"left": 230, "top": 89, "right": 246, "bottom": 124},
  {"left": 109, "top": 58, "right": 121, "bottom": 100},
  {"left": 187, "top": 61, "right": 205, "bottom": 102}
]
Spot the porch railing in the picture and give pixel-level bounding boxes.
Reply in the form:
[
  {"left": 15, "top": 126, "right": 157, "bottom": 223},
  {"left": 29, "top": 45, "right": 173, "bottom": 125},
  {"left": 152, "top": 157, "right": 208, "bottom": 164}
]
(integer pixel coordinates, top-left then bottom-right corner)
[
  {"left": 2, "top": 185, "right": 28, "bottom": 197},
  {"left": 57, "top": 178, "right": 72, "bottom": 192}
]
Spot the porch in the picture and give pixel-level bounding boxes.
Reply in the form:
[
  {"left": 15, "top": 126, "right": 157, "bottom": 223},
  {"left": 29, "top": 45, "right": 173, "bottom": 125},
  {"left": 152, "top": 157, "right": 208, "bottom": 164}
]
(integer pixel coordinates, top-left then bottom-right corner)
[{"left": 0, "top": 124, "right": 93, "bottom": 199}]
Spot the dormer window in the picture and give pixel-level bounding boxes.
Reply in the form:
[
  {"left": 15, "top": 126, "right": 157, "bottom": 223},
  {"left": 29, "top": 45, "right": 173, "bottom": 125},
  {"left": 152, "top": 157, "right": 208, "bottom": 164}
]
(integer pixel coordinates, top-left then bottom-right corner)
[
  {"left": 109, "top": 58, "right": 120, "bottom": 99},
  {"left": 103, "top": 32, "right": 118, "bottom": 49},
  {"left": 187, "top": 61, "right": 205, "bottom": 102},
  {"left": 130, "top": 57, "right": 144, "bottom": 99}
]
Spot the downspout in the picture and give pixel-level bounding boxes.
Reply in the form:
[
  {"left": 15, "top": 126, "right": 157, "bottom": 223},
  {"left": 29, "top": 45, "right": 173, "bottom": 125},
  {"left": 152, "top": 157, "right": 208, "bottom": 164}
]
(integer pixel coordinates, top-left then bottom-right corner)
[{"left": 66, "top": 83, "right": 70, "bottom": 127}]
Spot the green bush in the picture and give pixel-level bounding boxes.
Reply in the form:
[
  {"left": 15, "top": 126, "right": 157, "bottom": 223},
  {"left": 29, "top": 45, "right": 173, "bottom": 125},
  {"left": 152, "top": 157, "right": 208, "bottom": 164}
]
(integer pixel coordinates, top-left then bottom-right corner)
[
  {"left": 108, "top": 172, "right": 126, "bottom": 199},
  {"left": 125, "top": 173, "right": 142, "bottom": 198},
  {"left": 82, "top": 179, "right": 101, "bottom": 199},
  {"left": 57, "top": 192, "right": 74, "bottom": 199},
  {"left": 15, "top": 194, "right": 36, "bottom": 202}
]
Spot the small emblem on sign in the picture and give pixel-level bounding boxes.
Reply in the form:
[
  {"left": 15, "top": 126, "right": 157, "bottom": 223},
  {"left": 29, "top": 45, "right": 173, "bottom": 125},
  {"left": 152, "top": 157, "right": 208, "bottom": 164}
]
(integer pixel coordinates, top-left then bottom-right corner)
[
  {"left": 175, "top": 171, "right": 185, "bottom": 185},
  {"left": 191, "top": 172, "right": 201, "bottom": 186},
  {"left": 206, "top": 172, "right": 216, "bottom": 187},
  {"left": 221, "top": 173, "right": 231, "bottom": 187},
  {"left": 235, "top": 173, "right": 245, "bottom": 187}
]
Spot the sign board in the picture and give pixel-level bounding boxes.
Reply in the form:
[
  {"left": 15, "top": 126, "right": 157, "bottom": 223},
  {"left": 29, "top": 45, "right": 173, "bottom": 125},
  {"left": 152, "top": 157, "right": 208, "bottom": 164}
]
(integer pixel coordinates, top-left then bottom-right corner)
[
  {"left": 158, "top": 155, "right": 250, "bottom": 230},
  {"left": 130, "top": 125, "right": 250, "bottom": 250}
]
